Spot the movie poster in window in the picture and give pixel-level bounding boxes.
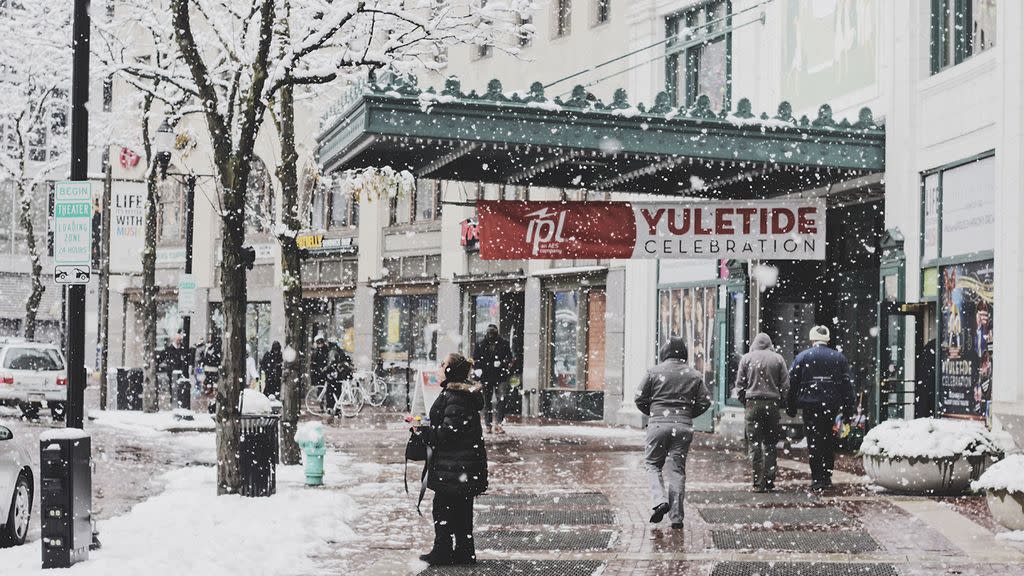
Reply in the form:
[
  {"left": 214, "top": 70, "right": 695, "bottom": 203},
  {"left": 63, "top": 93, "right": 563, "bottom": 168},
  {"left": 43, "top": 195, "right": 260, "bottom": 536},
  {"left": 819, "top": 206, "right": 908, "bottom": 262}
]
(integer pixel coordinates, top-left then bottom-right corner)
[{"left": 939, "top": 260, "right": 994, "bottom": 421}]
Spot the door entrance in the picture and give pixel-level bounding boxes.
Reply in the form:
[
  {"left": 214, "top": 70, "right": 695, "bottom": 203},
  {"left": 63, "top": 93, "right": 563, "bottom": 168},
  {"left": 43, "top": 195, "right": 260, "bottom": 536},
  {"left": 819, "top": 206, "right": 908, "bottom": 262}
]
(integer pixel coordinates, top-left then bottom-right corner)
[{"left": 877, "top": 301, "right": 934, "bottom": 422}]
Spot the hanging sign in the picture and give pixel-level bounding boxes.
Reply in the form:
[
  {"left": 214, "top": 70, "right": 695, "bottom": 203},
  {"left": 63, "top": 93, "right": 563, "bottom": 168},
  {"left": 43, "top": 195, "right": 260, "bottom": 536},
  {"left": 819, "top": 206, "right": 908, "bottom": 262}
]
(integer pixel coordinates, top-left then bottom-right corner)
[
  {"left": 177, "top": 274, "right": 197, "bottom": 315},
  {"left": 478, "top": 200, "right": 826, "bottom": 260},
  {"left": 52, "top": 181, "right": 93, "bottom": 284},
  {"left": 109, "top": 181, "right": 146, "bottom": 274}
]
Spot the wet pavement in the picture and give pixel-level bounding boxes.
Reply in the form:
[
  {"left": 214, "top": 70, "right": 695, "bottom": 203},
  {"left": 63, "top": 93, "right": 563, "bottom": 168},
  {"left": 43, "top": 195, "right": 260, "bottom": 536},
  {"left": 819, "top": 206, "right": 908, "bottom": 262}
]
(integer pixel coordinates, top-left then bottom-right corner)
[{"left": 309, "top": 413, "right": 1024, "bottom": 576}]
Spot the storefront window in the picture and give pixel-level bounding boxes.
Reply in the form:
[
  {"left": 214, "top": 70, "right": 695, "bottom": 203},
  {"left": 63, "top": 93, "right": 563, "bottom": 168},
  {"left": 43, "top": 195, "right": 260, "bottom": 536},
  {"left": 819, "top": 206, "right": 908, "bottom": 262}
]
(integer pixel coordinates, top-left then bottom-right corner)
[
  {"left": 921, "top": 155, "right": 994, "bottom": 262},
  {"left": 473, "top": 294, "right": 500, "bottom": 345},
  {"left": 208, "top": 301, "right": 272, "bottom": 360},
  {"left": 308, "top": 297, "right": 356, "bottom": 353},
  {"left": 375, "top": 294, "right": 438, "bottom": 363},
  {"left": 550, "top": 290, "right": 580, "bottom": 388},
  {"left": 156, "top": 300, "right": 181, "bottom": 351},
  {"left": 658, "top": 285, "right": 719, "bottom": 402},
  {"left": 938, "top": 260, "right": 994, "bottom": 422}
]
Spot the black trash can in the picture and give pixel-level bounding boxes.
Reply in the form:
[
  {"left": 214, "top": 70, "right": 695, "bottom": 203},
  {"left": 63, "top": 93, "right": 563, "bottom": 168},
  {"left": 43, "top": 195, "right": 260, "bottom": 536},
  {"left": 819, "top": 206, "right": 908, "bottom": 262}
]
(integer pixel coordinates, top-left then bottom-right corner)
[
  {"left": 239, "top": 415, "right": 279, "bottom": 497},
  {"left": 116, "top": 368, "right": 143, "bottom": 410},
  {"left": 171, "top": 371, "right": 190, "bottom": 410}
]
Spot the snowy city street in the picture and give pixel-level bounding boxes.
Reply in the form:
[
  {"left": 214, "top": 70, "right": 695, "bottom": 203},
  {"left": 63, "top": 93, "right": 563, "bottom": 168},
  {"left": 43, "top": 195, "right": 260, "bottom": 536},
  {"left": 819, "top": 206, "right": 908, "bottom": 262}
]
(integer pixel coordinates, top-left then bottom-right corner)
[{"left": 3, "top": 0, "right": 1024, "bottom": 574}]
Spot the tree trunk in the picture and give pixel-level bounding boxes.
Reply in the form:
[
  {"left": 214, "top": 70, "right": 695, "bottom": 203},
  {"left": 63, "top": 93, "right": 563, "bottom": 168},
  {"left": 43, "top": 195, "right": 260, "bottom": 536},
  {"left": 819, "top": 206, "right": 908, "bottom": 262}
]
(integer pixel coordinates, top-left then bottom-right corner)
[
  {"left": 140, "top": 96, "right": 160, "bottom": 413},
  {"left": 216, "top": 172, "right": 246, "bottom": 494},
  {"left": 18, "top": 177, "right": 45, "bottom": 341},
  {"left": 277, "top": 80, "right": 304, "bottom": 465}
]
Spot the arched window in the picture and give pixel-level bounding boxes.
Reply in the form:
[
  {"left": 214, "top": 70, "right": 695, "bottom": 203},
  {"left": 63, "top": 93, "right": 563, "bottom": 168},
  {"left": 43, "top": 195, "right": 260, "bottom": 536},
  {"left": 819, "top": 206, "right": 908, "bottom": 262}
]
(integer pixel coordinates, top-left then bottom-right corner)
[{"left": 246, "top": 156, "right": 275, "bottom": 233}]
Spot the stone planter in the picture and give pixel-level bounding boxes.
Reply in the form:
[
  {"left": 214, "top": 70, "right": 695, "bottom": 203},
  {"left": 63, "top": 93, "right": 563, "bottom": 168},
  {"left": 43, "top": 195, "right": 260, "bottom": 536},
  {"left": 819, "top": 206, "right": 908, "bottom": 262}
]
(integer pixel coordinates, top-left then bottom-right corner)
[
  {"left": 863, "top": 453, "right": 990, "bottom": 495},
  {"left": 986, "top": 490, "right": 1024, "bottom": 531}
]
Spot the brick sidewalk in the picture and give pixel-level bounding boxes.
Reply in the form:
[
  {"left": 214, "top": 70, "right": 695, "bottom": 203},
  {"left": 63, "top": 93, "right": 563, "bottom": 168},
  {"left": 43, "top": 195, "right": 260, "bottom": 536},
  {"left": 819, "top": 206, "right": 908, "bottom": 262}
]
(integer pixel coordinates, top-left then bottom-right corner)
[{"left": 309, "top": 419, "right": 1024, "bottom": 576}]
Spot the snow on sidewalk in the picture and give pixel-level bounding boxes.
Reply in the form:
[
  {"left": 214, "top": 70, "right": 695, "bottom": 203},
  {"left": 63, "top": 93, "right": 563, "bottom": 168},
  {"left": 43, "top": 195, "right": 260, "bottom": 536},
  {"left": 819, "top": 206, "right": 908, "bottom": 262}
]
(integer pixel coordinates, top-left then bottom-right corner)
[
  {"left": 88, "top": 409, "right": 216, "bottom": 434},
  {"left": 2, "top": 463, "right": 360, "bottom": 576}
]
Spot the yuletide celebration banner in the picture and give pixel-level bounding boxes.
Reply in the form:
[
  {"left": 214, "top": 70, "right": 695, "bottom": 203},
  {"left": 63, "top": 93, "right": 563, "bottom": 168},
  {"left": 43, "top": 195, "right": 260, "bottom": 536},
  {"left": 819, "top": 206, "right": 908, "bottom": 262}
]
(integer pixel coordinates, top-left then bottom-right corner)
[{"left": 477, "top": 200, "right": 826, "bottom": 260}]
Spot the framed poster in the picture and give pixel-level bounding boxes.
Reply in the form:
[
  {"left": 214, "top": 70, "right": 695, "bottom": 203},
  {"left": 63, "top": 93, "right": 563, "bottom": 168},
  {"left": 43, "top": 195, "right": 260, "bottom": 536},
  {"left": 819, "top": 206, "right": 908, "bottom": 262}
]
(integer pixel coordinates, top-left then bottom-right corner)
[{"left": 938, "top": 260, "right": 994, "bottom": 421}]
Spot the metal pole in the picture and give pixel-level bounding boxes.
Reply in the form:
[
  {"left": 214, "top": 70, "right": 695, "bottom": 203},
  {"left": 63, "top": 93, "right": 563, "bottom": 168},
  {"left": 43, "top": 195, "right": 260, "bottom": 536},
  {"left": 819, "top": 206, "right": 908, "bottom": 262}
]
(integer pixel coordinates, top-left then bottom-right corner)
[
  {"left": 98, "top": 164, "right": 112, "bottom": 410},
  {"left": 181, "top": 175, "right": 195, "bottom": 351},
  {"left": 66, "top": 0, "right": 90, "bottom": 430}
]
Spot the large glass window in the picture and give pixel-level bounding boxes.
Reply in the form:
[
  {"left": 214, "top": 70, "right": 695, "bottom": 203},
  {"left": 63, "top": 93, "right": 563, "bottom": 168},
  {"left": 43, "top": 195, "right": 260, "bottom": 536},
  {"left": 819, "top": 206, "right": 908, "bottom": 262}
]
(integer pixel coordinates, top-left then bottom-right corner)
[
  {"left": 666, "top": 0, "right": 730, "bottom": 110},
  {"left": 374, "top": 294, "right": 438, "bottom": 363},
  {"left": 658, "top": 285, "right": 719, "bottom": 402},
  {"left": 307, "top": 297, "right": 356, "bottom": 353},
  {"left": 920, "top": 154, "right": 995, "bottom": 264},
  {"left": 931, "top": 0, "right": 996, "bottom": 74},
  {"left": 550, "top": 290, "right": 580, "bottom": 388},
  {"left": 207, "top": 301, "right": 272, "bottom": 361}
]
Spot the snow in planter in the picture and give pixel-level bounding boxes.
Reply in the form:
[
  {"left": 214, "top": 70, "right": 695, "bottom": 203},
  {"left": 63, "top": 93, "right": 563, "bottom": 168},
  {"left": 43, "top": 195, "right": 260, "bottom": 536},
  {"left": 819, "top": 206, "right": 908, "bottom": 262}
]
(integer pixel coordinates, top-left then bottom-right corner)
[
  {"left": 860, "top": 417, "right": 1009, "bottom": 459},
  {"left": 973, "top": 454, "right": 1024, "bottom": 494}
]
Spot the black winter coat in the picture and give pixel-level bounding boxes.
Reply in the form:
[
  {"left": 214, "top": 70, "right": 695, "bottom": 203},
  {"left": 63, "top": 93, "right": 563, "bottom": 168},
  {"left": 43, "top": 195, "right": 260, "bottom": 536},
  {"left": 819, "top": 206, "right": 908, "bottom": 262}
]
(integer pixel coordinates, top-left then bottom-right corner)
[
  {"left": 474, "top": 337, "right": 513, "bottom": 383},
  {"left": 426, "top": 381, "right": 488, "bottom": 497}
]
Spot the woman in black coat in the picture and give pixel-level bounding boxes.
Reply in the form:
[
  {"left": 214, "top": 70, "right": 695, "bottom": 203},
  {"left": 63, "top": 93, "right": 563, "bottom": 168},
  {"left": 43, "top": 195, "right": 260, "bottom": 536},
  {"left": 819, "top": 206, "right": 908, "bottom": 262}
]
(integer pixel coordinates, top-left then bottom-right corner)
[
  {"left": 420, "top": 353, "right": 488, "bottom": 566},
  {"left": 259, "top": 341, "right": 283, "bottom": 399}
]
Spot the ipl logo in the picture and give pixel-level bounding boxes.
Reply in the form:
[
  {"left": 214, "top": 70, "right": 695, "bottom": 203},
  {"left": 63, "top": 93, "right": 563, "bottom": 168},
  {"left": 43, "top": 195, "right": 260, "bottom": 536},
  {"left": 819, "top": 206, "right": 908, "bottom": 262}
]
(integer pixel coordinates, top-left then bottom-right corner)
[{"left": 525, "top": 208, "right": 569, "bottom": 255}]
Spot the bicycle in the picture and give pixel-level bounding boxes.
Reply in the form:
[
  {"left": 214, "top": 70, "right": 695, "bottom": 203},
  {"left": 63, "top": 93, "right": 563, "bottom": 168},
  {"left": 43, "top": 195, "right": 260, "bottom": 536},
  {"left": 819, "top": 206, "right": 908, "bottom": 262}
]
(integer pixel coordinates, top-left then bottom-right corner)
[
  {"left": 305, "top": 377, "right": 365, "bottom": 418},
  {"left": 359, "top": 371, "right": 391, "bottom": 408}
]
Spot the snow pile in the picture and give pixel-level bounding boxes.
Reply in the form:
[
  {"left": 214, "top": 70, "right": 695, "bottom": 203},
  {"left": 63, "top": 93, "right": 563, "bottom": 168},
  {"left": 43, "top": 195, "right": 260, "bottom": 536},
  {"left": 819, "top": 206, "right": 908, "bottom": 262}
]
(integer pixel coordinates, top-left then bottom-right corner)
[
  {"left": 239, "top": 389, "right": 272, "bottom": 415},
  {"left": 39, "top": 428, "right": 90, "bottom": 441},
  {"left": 90, "top": 409, "right": 216, "bottom": 434},
  {"left": 3, "top": 465, "right": 359, "bottom": 575},
  {"left": 996, "top": 530, "right": 1024, "bottom": 542},
  {"left": 973, "top": 454, "right": 1024, "bottom": 493},
  {"left": 295, "top": 420, "right": 324, "bottom": 444},
  {"left": 860, "top": 418, "right": 1007, "bottom": 459}
]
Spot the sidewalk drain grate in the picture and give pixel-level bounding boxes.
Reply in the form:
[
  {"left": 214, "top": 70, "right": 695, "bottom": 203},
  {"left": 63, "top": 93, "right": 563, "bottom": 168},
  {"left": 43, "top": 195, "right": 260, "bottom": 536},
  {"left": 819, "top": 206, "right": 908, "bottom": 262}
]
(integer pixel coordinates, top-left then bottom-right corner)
[
  {"left": 699, "top": 507, "right": 850, "bottom": 525},
  {"left": 418, "top": 559, "right": 604, "bottom": 576},
  {"left": 476, "top": 529, "right": 614, "bottom": 551},
  {"left": 690, "top": 491, "right": 816, "bottom": 506},
  {"left": 711, "top": 562, "right": 898, "bottom": 576},
  {"left": 711, "top": 530, "right": 880, "bottom": 553},
  {"left": 477, "top": 508, "right": 615, "bottom": 526},
  {"left": 477, "top": 492, "right": 611, "bottom": 507}
]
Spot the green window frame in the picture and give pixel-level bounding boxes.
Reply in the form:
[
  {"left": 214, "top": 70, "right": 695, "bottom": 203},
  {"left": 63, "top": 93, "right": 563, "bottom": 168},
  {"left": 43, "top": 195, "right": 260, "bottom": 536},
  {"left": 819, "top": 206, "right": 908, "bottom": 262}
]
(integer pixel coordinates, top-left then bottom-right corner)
[
  {"left": 918, "top": 151, "right": 995, "bottom": 269},
  {"left": 665, "top": 0, "right": 732, "bottom": 111},
  {"left": 930, "top": 0, "right": 997, "bottom": 74}
]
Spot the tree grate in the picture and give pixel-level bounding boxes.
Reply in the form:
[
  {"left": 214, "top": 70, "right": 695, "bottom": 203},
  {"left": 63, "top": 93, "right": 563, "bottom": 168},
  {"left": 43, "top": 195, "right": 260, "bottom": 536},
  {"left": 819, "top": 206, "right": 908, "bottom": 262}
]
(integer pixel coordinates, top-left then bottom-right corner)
[
  {"left": 711, "top": 531, "right": 881, "bottom": 553},
  {"left": 477, "top": 508, "right": 615, "bottom": 526},
  {"left": 699, "top": 507, "right": 850, "bottom": 526},
  {"left": 689, "top": 491, "right": 817, "bottom": 506},
  {"left": 711, "top": 562, "right": 899, "bottom": 576},
  {"left": 476, "top": 529, "right": 614, "bottom": 551},
  {"left": 477, "top": 492, "right": 611, "bottom": 508},
  {"left": 418, "top": 559, "right": 604, "bottom": 576}
]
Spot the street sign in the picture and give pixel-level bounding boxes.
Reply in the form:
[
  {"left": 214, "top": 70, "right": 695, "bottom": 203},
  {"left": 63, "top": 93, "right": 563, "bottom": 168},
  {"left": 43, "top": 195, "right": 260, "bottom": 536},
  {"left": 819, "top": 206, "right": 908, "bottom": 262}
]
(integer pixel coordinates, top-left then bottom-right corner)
[
  {"left": 177, "top": 274, "right": 197, "bottom": 315},
  {"left": 52, "top": 181, "right": 93, "bottom": 284}
]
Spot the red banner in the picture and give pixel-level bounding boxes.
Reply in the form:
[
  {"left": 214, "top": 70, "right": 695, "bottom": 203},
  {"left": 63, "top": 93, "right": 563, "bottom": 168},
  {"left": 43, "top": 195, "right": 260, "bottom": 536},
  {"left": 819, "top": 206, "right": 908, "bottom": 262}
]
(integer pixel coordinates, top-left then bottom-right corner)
[{"left": 477, "top": 200, "right": 826, "bottom": 260}]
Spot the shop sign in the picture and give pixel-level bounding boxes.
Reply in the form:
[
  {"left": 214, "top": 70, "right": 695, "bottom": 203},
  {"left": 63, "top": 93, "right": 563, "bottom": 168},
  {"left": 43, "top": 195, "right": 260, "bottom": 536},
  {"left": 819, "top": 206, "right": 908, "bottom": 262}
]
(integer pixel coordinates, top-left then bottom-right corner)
[
  {"left": 460, "top": 218, "right": 479, "bottom": 251},
  {"left": 478, "top": 200, "right": 826, "bottom": 260},
  {"left": 109, "top": 181, "right": 146, "bottom": 274},
  {"left": 177, "top": 274, "right": 197, "bottom": 315},
  {"left": 939, "top": 260, "right": 994, "bottom": 421},
  {"left": 296, "top": 233, "right": 357, "bottom": 254}
]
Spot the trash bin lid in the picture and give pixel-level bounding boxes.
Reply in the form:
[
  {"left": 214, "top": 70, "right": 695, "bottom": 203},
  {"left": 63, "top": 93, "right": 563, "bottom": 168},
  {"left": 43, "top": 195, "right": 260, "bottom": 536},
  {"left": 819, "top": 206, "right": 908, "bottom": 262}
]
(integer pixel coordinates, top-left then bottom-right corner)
[{"left": 239, "top": 389, "right": 273, "bottom": 415}]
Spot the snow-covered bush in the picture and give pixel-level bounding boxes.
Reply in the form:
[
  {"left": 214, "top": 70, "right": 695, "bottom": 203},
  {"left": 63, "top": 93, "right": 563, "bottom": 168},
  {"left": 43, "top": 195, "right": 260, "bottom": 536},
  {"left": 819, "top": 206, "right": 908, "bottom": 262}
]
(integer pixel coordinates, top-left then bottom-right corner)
[
  {"left": 860, "top": 418, "right": 1006, "bottom": 460},
  {"left": 973, "top": 454, "right": 1024, "bottom": 494}
]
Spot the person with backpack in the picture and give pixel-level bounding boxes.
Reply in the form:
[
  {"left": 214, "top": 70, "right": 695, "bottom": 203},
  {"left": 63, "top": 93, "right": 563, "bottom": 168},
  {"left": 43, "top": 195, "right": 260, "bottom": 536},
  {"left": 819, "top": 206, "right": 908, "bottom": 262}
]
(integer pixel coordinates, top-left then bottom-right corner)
[
  {"left": 473, "top": 324, "right": 514, "bottom": 434},
  {"left": 787, "top": 325, "right": 856, "bottom": 490},
  {"left": 635, "top": 337, "right": 712, "bottom": 529},
  {"left": 734, "top": 332, "right": 789, "bottom": 492},
  {"left": 418, "top": 353, "right": 487, "bottom": 566}
]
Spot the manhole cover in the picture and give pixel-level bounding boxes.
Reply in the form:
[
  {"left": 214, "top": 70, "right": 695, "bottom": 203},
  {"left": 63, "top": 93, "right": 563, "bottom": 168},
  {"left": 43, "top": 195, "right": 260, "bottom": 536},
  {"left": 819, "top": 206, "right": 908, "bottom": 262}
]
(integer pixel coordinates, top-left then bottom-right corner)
[
  {"left": 476, "top": 529, "right": 614, "bottom": 551},
  {"left": 418, "top": 559, "right": 603, "bottom": 576},
  {"left": 699, "top": 507, "right": 850, "bottom": 525},
  {"left": 711, "top": 531, "right": 880, "bottom": 553},
  {"left": 477, "top": 493, "right": 610, "bottom": 507},
  {"left": 689, "top": 491, "right": 816, "bottom": 506},
  {"left": 477, "top": 508, "right": 615, "bottom": 526},
  {"left": 712, "top": 562, "right": 898, "bottom": 576}
]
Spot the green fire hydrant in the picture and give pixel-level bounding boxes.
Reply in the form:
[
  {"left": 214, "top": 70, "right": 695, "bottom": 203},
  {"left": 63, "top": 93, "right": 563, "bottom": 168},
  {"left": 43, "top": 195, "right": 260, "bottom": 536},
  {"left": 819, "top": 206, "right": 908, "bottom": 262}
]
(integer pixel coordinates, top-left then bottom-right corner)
[{"left": 295, "top": 421, "right": 326, "bottom": 486}]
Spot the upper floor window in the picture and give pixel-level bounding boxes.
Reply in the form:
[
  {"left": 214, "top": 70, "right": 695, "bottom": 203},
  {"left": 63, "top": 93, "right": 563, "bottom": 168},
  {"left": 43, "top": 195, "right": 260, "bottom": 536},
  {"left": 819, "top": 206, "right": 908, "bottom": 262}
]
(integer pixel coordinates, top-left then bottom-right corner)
[
  {"left": 477, "top": 0, "right": 494, "bottom": 58},
  {"left": 931, "top": 0, "right": 996, "bottom": 74},
  {"left": 593, "top": 0, "right": 610, "bottom": 26},
  {"left": 330, "top": 176, "right": 358, "bottom": 228},
  {"left": 666, "top": 0, "right": 731, "bottom": 111},
  {"left": 245, "top": 156, "right": 275, "bottom": 234},
  {"left": 553, "top": 0, "right": 572, "bottom": 38},
  {"left": 390, "top": 178, "right": 441, "bottom": 225},
  {"left": 157, "top": 178, "right": 184, "bottom": 242},
  {"left": 519, "top": 13, "right": 533, "bottom": 47}
]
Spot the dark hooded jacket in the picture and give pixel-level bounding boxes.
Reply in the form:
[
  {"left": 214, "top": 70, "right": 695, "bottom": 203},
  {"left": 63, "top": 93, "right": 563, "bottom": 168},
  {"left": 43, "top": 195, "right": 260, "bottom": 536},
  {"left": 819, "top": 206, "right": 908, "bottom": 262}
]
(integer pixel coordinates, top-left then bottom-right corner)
[
  {"left": 259, "top": 343, "right": 283, "bottom": 398},
  {"left": 734, "top": 333, "right": 790, "bottom": 402},
  {"left": 634, "top": 338, "right": 712, "bottom": 421},
  {"left": 427, "top": 380, "right": 488, "bottom": 497},
  {"left": 788, "top": 343, "right": 856, "bottom": 415}
]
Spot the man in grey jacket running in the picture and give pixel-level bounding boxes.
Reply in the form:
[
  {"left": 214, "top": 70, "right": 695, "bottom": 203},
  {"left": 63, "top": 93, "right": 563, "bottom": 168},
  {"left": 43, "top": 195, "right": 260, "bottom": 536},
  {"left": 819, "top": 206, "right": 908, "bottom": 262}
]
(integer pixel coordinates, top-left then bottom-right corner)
[
  {"left": 734, "top": 333, "right": 789, "bottom": 492},
  {"left": 635, "top": 337, "right": 712, "bottom": 528}
]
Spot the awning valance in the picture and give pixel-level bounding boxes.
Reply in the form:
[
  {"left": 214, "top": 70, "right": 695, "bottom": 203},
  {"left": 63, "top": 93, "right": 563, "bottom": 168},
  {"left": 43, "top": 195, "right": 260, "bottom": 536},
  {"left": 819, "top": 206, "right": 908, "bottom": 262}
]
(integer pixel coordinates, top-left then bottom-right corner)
[{"left": 318, "top": 76, "right": 885, "bottom": 198}]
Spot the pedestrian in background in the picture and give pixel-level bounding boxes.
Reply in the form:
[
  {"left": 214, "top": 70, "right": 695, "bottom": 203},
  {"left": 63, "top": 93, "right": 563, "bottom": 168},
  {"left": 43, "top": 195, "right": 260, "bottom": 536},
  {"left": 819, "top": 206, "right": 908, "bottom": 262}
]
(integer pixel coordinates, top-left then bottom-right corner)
[
  {"left": 788, "top": 325, "right": 856, "bottom": 491},
  {"left": 260, "top": 341, "right": 283, "bottom": 399},
  {"left": 734, "top": 332, "right": 789, "bottom": 492},
  {"left": 160, "top": 332, "right": 190, "bottom": 396},
  {"left": 473, "top": 324, "right": 513, "bottom": 434},
  {"left": 635, "top": 337, "right": 711, "bottom": 529},
  {"left": 310, "top": 334, "right": 330, "bottom": 394},
  {"left": 419, "top": 352, "right": 488, "bottom": 566}
]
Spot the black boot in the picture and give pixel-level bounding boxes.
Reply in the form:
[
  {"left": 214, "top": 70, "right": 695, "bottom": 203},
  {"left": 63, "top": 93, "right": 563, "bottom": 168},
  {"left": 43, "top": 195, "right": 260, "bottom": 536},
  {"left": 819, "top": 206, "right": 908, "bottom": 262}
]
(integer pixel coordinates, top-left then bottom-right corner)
[{"left": 650, "top": 502, "right": 671, "bottom": 523}]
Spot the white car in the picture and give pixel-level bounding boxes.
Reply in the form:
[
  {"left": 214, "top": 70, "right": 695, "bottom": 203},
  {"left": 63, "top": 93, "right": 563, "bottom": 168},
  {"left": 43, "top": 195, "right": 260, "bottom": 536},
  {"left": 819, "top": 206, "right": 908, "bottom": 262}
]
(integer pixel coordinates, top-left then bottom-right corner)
[
  {"left": 0, "top": 425, "right": 32, "bottom": 547},
  {"left": 0, "top": 341, "right": 67, "bottom": 420}
]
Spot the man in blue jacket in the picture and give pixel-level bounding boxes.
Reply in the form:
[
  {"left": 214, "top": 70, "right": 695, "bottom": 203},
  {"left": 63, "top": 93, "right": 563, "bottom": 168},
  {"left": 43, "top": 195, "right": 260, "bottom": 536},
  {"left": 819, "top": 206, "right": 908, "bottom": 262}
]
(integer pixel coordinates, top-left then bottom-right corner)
[{"left": 787, "top": 326, "right": 855, "bottom": 490}]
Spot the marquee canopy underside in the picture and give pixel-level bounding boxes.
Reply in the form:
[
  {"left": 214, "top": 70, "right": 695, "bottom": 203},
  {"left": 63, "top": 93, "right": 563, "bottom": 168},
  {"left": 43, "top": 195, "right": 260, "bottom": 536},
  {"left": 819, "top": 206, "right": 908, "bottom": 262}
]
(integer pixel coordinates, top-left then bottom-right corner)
[{"left": 318, "top": 77, "right": 886, "bottom": 199}]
